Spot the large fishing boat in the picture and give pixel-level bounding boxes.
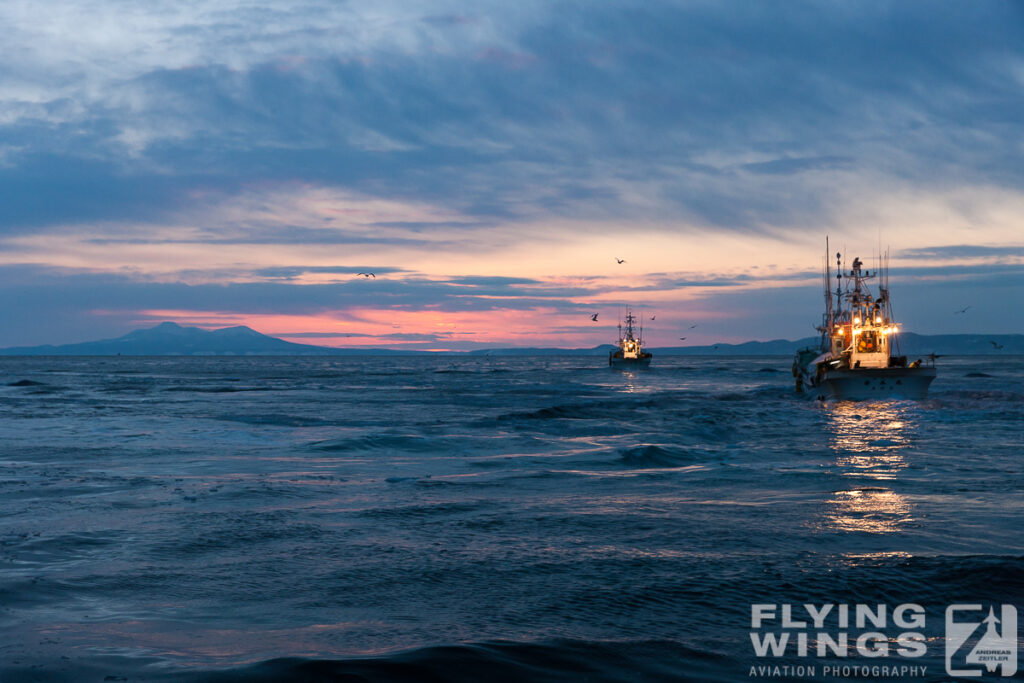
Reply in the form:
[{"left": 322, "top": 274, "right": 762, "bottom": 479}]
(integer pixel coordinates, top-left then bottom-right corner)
[
  {"left": 609, "top": 309, "right": 652, "bottom": 368},
  {"left": 793, "top": 245, "right": 936, "bottom": 400}
]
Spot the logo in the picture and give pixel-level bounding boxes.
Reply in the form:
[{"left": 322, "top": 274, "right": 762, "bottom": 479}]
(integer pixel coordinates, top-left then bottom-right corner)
[
  {"left": 946, "top": 604, "right": 1017, "bottom": 677},
  {"left": 746, "top": 603, "right": 1020, "bottom": 679},
  {"left": 748, "top": 603, "right": 931, "bottom": 678}
]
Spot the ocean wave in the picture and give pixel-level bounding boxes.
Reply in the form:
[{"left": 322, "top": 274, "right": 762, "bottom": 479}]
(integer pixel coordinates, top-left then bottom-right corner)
[
  {"left": 617, "top": 445, "right": 703, "bottom": 468},
  {"left": 164, "top": 386, "right": 276, "bottom": 393},
  {"left": 358, "top": 501, "right": 491, "bottom": 519},
  {"left": 216, "top": 413, "right": 334, "bottom": 427},
  {"left": 310, "top": 434, "right": 440, "bottom": 452},
  {"left": 0, "top": 639, "right": 729, "bottom": 683}
]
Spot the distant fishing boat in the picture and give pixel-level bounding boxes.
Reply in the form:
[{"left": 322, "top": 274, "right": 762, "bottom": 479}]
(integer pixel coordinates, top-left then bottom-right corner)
[
  {"left": 793, "top": 244, "right": 936, "bottom": 400},
  {"left": 609, "top": 308, "right": 652, "bottom": 368}
]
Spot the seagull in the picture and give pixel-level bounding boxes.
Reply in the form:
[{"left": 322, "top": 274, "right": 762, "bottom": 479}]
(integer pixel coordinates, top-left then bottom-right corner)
[
  {"left": 679, "top": 337, "right": 686, "bottom": 341},
  {"left": 650, "top": 315, "right": 656, "bottom": 321},
  {"left": 357, "top": 272, "right": 375, "bottom": 278},
  {"left": 688, "top": 324, "right": 698, "bottom": 329},
  {"left": 590, "top": 314, "right": 599, "bottom": 322},
  {"left": 954, "top": 306, "right": 970, "bottom": 314},
  {"left": 615, "top": 258, "right": 626, "bottom": 264},
  {"left": 990, "top": 340, "right": 1004, "bottom": 350}
]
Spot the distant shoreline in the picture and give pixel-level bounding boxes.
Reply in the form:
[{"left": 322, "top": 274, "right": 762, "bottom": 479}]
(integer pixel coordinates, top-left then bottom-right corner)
[
  {"left": 1, "top": 352, "right": 1020, "bottom": 358},
  {"left": 1, "top": 322, "right": 1021, "bottom": 357}
]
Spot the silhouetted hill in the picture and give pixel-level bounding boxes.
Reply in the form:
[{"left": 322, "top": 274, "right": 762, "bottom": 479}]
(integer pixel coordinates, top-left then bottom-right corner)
[
  {"left": 651, "top": 333, "right": 1024, "bottom": 356},
  {"left": 1, "top": 324, "right": 1020, "bottom": 356},
  {"left": 0, "top": 322, "right": 416, "bottom": 356}
]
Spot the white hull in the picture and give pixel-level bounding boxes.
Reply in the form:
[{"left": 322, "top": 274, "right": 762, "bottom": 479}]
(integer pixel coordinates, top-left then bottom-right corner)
[{"left": 808, "top": 366, "right": 936, "bottom": 400}]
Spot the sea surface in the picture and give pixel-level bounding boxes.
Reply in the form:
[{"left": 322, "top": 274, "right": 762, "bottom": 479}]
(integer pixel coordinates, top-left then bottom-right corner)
[{"left": 0, "top": 355, "right": 1021, "bottom": 682}]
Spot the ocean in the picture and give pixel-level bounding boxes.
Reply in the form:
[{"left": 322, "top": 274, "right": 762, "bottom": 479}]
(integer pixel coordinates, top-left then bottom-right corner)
[{"left": 0, "top": 355, "right": 1021, "bottom": 682}]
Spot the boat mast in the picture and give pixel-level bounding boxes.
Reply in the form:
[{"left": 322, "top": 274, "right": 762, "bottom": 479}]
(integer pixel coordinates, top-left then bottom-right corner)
[
  {"left": 834, "top": 250, "right": 844, "bottom": 322},
  {"left": 822, "top": 237, "right": 833, "bottom": 350}
]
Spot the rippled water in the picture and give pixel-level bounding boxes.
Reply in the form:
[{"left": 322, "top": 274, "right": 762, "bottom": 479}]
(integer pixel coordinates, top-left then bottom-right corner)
[{"left": 0, "top": 356, "right": 1021, "bottom": 681}]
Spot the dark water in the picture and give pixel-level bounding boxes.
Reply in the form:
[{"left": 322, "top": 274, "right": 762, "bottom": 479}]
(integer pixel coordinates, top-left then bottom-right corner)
[{"left": 0, "top": 356, "right": 1021, "bottom": 682}]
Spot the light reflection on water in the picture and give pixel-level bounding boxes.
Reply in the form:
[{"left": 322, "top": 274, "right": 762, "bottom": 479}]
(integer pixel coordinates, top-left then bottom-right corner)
[
  {"left": 826, "top": 488, "right": 913, "bottom": 534},
  {"left": 822, "top": 402, "right": 919, "bottom": 534}
]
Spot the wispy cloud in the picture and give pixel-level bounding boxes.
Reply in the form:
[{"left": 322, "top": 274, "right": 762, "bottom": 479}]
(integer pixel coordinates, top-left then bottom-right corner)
[
  {"left": 4, "top": 2, "right": 1024, "bottom": 232},
  {"left": 0, "top": 2, "right": 1022, "bottom": 343},
  {"left": 898, "top": 245, "right": 1024, "bottom": 260}
]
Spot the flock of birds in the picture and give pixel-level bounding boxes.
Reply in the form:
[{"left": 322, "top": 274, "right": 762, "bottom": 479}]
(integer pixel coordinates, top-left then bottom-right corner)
[
  {"left": 350, "top": 261, "right": 1006, "bottom": 352},
  {"left": 355, "top": 257, "right": 707, "bottom": 345},
  {"left": 953, "top": 305, "right": 1005, "bottom": 349},
  {"left": 590, "top": 257, "right": 701, "bottom": 343}
]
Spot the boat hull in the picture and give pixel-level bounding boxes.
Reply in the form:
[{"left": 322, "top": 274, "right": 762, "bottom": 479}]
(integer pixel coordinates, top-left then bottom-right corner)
[
  {"left": 814, "top": 366, "right": 936, "bottom": 400},
  {"left": 609, "top": 356, "right": 652, "bottom": 368}
]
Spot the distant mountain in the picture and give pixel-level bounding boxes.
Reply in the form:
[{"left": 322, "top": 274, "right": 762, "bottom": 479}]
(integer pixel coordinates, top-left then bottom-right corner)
[
  {"left": 651, "top": 338, "right": 820, "bottom": 356},
  {"left": 0, "top": 323, "right": 1020, "bottom": 356},
  {"left": 651, "top": 333, "right": 1024, "bottom": 356},
  {"left": 0, "top": 322, "right": 417, "bottom": 356},
  {"left": 474, "top": 333, "right": 1024, "bottom": 356},
  {"left": 468, "top": 345, "right": 617, "bottom": 356}
]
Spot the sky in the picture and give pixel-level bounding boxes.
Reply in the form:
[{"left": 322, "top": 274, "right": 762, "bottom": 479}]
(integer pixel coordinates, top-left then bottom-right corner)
[{"left": 1, "top": 0, "right": 1022, "bottom": 350}]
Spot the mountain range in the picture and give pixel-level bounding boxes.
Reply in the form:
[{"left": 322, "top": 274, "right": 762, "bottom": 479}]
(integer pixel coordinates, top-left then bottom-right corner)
[
  {"left": 0, "top": 322, "right": 1021, "bottom": 356},
  {"left": 0, "top": 322, "right": 413, "bottom": 356}
]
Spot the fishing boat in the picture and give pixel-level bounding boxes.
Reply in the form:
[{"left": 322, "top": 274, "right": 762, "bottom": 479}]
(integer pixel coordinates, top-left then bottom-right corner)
[
  {"left": 609, "top": 308, "right": 652, "bottom": 368},
  {"left": 793, "top": 244, "right": 936, "bottom": 400}
]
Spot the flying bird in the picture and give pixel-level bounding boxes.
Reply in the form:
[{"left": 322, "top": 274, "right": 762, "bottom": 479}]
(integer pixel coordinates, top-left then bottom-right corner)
[
  {"left": 954, "top": 306, "right": 970, "bottom": 314},
  {"left": 590, "top": 314, "right": 599, "bottom": 322},
  {"left": 615, "top": 258, "right": 626, "bottom": 264},
  {"left": 990, "top": 340, "right": 1004, "bottom": 350},
  {"left": 688, "top": 324, "right": 698, "bottom": 329},
  {"left": 650, "top": 315, "right": 656, "bottom": 321},
  {"left": 679, "top": 337, "right": 686, "bottom": 341},
  {"left": 357, "top": 272, "right": 375, "bottom": 278}
]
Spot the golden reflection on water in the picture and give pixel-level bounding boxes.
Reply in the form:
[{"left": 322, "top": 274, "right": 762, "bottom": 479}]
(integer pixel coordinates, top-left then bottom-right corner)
[
  {"left": 821, "top": 402, "right": 917, "bottom": 534},
  {"left": 826, "top": 488, "right": 913, "bottom": 534}
]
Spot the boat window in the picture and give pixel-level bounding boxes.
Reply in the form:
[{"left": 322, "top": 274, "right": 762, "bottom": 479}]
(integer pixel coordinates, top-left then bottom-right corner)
[{"left": 857, "top": 330, "right": 878, "bottom": 353}]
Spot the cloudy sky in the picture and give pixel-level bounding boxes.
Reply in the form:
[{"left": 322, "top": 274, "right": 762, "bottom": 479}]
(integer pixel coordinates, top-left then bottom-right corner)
[{"left": 1, "top": 1, "right": 1022, "bottom": 349}]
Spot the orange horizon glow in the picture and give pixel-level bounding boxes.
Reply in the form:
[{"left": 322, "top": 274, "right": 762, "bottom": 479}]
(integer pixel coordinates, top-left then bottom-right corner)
[{"left": 125, "top": 304, "right": 738, "bottom": 348}]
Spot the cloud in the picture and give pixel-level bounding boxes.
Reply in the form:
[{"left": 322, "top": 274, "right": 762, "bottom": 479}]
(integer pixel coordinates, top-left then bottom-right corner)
[
  {"left": 252, "top": 266, "right": 408, "bottom": 279},
  {"left": 3, "top": 1, "right": 1024, "bottom": 235},
  {"left": 282, "top": 331, "right": 447, "bottom": 342},
  {"left": 740, "top": 156, "right": 854, "bottom": 176},
  {"left": 898, "top": 245, "right": 1024, "bottom": 260},
  {"left": 1, "top": 2, "right": 1024, "bottom": 342},
  {"left": 1, "top": 257, "right": 1021, "bottom": 347}
]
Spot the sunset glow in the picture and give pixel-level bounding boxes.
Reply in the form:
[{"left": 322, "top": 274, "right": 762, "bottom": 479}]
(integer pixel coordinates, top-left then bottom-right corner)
[{"left": 0, "top": 2, "right": 1022, "bottom": 348}]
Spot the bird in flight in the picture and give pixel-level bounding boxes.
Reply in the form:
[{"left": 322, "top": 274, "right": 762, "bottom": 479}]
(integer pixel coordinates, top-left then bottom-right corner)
[
  {"left": 954, "top": 306, "right": 970, "bottom": 314},
  {"left": 990, "top": 340, "right": 1004, "bottom": 350},
  {"left": 590, "top": 314, "right": 599, "bottom": 322},
  {"left": 357, "top": 272, "right": 375, "bottom": 278},
  {"left": 688, "top": 324, "right": 698, "bottom": 329},
  {"left": 678, "top": 337, "right": 686, "bottom": 341},
  {"left": 615, "top": 258, "right": 626, "bottom": 264},
  {"left": 650, "top": 315, "right": 656, "bottom": 321}
]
